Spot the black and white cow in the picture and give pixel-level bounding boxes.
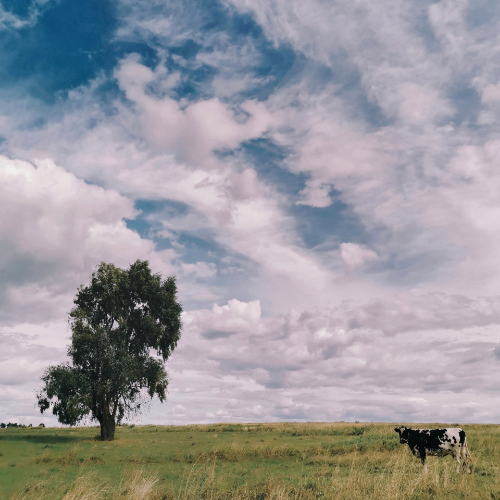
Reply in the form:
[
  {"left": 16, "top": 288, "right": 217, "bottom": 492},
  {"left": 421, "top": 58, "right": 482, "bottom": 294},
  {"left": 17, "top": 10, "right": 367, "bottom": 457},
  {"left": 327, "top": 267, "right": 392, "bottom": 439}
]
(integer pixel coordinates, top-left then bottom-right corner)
[{"left": 394, "top": 426, "right": 471, "bottom": 473}]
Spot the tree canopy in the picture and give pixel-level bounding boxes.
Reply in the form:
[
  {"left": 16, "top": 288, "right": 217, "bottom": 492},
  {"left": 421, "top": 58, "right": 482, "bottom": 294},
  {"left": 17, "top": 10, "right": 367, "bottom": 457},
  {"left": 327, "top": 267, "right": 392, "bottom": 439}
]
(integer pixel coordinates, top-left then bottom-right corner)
[{"left": 37, "top": 260, "right": 182, "bottom": 440}]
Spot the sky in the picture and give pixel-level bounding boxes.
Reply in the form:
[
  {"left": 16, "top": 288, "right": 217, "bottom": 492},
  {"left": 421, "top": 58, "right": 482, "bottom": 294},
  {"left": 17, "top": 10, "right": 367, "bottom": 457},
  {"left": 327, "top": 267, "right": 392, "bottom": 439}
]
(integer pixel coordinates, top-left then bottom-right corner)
[{"left": 1, "top": 0, "right": 500, "bottom": 426}]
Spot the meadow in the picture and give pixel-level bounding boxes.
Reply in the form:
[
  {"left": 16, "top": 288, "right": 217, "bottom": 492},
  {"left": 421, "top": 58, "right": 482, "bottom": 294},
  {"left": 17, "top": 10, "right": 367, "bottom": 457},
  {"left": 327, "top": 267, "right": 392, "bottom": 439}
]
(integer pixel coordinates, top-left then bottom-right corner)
[{"left": 0, "top": 422, "right": 499, "bottom": 499}]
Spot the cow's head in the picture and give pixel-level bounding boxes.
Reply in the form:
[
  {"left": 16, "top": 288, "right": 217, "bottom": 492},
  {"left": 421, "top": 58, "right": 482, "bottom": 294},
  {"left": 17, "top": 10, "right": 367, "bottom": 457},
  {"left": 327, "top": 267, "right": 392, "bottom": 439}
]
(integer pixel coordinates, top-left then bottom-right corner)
[{"left": 394, "top": 426, "right": 410, "bottom": 444}]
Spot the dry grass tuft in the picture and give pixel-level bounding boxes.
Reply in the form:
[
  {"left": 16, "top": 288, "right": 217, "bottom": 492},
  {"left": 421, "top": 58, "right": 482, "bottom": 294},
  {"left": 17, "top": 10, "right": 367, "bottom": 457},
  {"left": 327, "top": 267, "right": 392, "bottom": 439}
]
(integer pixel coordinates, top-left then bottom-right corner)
[
  {"left": 61, "top": 473, "right": 103, "bottom": 500},
  {"left": 14, "top": 472, "right": 103, "bottom": 500},
  {"left": 14, "top": 480, "right": 48, "bottom": 500},
  {"left": 113, "top": 469, "right": 159, "bottom": 500},
  {"left": 14, "top": 469, "right": 160, "bottom": 500}
]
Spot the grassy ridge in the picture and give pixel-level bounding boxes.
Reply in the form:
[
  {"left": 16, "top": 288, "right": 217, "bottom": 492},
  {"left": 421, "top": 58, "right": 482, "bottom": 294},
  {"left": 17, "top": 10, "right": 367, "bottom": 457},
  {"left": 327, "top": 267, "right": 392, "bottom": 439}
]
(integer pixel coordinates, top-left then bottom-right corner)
[{"left": 0, "top": 422, "right": 498, "bottom": 499}]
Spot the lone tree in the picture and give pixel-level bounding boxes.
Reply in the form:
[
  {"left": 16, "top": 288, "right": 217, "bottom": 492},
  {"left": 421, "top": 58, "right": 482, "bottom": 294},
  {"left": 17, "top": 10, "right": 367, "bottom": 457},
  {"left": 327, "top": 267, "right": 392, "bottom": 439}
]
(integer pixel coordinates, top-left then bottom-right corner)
[{"left": 37, "top": 260, "right": 182, "bottom": 440}]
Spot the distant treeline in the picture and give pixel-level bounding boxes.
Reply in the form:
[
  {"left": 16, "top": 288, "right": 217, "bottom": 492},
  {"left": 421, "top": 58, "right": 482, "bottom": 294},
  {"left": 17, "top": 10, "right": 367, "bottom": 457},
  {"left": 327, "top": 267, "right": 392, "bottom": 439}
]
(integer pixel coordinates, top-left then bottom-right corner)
[{"left": 0, "top": 423, "right": 45, "bottom": 428}]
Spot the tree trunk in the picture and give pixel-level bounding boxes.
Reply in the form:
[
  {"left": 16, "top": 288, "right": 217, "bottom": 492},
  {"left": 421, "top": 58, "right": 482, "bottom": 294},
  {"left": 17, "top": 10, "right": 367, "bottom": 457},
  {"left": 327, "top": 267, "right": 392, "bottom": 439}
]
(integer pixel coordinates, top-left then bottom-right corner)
[{"left": 100, "top": 412, "right": 116, "bottom": 440}]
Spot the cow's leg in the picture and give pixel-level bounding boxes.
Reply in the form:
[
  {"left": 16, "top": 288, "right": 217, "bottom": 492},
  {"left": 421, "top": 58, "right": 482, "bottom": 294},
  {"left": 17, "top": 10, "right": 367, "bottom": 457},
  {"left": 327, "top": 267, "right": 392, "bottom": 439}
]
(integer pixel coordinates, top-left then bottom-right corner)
[
  {"left": 455, "top": 448, "right": 461, "bottom": 474},
  {"left": 419, "top": 446, "right": 427, "bottom": 473}
]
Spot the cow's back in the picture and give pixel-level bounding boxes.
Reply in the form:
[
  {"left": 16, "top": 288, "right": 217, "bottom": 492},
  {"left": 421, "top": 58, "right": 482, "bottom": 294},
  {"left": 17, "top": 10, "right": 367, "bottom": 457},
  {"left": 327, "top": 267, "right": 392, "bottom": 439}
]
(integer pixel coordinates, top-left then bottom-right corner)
[{"left": 417, "top": 428, "right": 464, "bottom": 456}]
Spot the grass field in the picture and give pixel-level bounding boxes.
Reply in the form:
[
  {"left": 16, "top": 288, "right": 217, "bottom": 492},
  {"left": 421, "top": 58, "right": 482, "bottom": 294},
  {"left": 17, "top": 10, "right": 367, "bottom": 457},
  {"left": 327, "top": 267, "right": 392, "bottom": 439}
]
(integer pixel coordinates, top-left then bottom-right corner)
[{"left": 0, "top": 422, "right": 499, "bottom": 499}]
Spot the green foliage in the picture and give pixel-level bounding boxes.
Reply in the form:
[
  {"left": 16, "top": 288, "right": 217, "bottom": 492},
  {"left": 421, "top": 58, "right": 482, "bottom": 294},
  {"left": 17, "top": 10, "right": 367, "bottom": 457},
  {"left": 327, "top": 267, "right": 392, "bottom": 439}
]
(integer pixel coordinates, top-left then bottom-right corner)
[{"left": 36, "top": 260, "right": 182, "bottom": 440}]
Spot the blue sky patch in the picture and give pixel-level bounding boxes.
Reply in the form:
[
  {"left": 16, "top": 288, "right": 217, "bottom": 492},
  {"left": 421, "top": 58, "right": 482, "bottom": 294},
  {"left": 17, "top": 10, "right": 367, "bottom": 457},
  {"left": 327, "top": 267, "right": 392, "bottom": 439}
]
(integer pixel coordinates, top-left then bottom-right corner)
[
  {"left": 0, "top": 0, "right": 117, "bottom": 101},
  {"left": 291, "top": 193, "right": 369, "bottom": 251},
  {"left": 127, "top": 198, "right": 252, "bottom": 268},
  {"left": 465, "top": 0, "right": 500, "bottom": 29},
  {"left": 1, "top": 0, "right": 33, "bottom": 17},
  {"left": 0, "top": 0, "right": 162, "bottom": 103},
  {"left": 240, "top": 139, "right": 307, "bottom": 196},
  {"left": 448, "top": 83, "right": 481, "bottom": 126},
  {"left": 125, "top": 199, "right": 191, "bottom": 241}
]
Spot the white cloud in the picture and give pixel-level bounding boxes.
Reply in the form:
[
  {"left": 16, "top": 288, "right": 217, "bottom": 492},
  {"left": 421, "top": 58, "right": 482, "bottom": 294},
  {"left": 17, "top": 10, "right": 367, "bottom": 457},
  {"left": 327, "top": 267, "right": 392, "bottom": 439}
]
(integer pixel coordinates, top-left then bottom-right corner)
[
  {"left": 0, "top": 155, "right": 174, "bottom": 324},
  {"left": 181, "top": 261, "right": 217, "bottom": 279},
  {"left": 343, "top": 292, "right": 500, "bottom": 335},
  {"left": 225, "top": 168, "right": 264, "bottom": 201},
  {"left": 114, "top": 55, "right": 278, "bottom": 167},
  {"left": 185, "top": 298, "right": 262, "bottom": 338},
  {"left": 293, "top": 117, "right": 389, "bottom": 183},
  {"left": 340, "top": 243, "right": 378, "bottom": 272},
  {"left": 172, "top": 404, "right": 186, "bottom": 416},
  {"left": 481, "top": 84, "right": 500, "bottom": 103},
  {"left": 296, "top": 180, "right": 331, "bottom": 208},
  {"left": 398, "top": 83, "right": 453, "bottom": 124},
  {"left": 152, "top": 296, "right": 500, "bottom": 424}
]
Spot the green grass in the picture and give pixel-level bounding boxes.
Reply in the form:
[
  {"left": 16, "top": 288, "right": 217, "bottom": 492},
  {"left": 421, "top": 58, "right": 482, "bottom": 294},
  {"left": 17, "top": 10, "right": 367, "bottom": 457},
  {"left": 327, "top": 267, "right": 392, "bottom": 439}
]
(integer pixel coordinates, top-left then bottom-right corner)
[{"left": 0, "top": 422, "right": 498, "bottom": 499}]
